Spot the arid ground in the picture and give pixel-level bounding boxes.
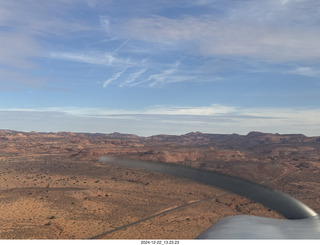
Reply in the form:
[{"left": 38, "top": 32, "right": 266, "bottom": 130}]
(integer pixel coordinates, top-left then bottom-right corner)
[{"left": 0, "top": 130, "right": 319, "bottom": 239}]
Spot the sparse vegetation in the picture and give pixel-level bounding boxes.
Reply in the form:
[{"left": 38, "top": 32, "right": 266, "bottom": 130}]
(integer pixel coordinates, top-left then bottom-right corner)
[{"left": 0, "top": 130, "right": 319, "bottom": 239}]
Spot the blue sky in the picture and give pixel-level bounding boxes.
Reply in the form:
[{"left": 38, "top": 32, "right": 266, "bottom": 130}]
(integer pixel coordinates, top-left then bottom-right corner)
[{"left": 0, "top": 0, "right": 320, "bottom": 136}]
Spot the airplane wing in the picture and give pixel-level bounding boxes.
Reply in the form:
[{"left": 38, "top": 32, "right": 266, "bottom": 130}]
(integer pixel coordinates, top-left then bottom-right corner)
[
  {"left": 196, "top": 214, "right": 320, "bottom": 239},
  {"left": 100, "top": 157, "right": 320, "bottom": 239}
]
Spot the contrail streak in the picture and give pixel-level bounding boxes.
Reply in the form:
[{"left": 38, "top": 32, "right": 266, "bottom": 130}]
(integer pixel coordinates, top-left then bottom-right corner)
[{"left": 111, "top": 38, "right": 130, "bottom": 55}]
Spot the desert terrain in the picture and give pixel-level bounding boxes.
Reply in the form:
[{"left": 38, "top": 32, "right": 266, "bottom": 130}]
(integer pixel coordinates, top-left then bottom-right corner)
[{"left": 0, "top": 130, "right": 319, "bottom": 239}]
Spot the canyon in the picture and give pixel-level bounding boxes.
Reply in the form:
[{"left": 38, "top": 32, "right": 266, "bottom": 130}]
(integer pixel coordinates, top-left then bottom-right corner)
[{"left": 0, "top": 130, "right": 319, "bottom": 239}]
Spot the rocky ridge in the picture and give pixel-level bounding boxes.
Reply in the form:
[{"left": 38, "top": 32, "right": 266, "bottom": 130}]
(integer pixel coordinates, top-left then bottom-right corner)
[{"left": 0, "top": 129, "right": 319, "bottom": 239}]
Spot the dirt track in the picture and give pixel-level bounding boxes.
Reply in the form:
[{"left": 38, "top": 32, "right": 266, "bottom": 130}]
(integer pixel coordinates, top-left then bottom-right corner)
[{"left": 0, "top": 130, "right": 319, "bottom": 239}]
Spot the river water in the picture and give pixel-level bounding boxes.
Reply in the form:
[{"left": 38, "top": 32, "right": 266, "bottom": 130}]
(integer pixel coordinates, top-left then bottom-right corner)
[{"left": 99, "top": 155, "right": 317, "bottom": 219}]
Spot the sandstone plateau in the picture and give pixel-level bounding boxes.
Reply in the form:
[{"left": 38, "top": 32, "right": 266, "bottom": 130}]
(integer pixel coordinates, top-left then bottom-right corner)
[{"left": 0, "top": 130, "right": 319, "bottom": 239}]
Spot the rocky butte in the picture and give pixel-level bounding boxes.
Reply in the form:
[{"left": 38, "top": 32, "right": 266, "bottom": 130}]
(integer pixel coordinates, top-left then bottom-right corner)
[{"left": 0, "top": 130, "right": 319, "bottom": 239}]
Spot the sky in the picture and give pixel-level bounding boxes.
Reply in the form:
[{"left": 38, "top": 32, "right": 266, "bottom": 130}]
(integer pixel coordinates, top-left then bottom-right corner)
[{"left": 0, "top": 0, "right": 320, "bottom": 136}]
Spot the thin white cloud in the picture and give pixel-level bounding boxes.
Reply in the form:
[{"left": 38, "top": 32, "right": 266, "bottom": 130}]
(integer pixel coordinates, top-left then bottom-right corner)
[
  {"left": 49, "top": 52, "right": 114, "bottom": 66},
  {"left": 287, "top": 67, "right": 320, "bottom": 77},
  {"left": 0, "top": 0, "right": 98, "bottom": 88},
  {"left": 148, "top": 73, "right": 197, "bottom": 87},
  {"left": 111, "top": 0, "right": 320, "bottom": 62},
  {"left": 146, "top": 104, "right": 237, "bottom": 116},
  {"left": 0, "top": 104, "right": 237, "bottom": 117},
  {"left": 48, "top": 51, "right": 137, "bottom": 68},
  {"left": 0, "top": 1, "right": 94, "bottom": 36},
  {"left": 124, "top": 61, "right": 197, "bottom": 87},
  {"left": 103, "top": 69, "right": 127, "bottom": 87},
  {"left": 1, "top": 106, "right": 320, "bottom": 136},
  {"left": 120, "top": 68, "right": 148, "bottom": 87},
  {"left": 138, "top": 68, "right": 176, "bottom": 87},
  {"left": 125, "top": 17, "right": 320, "bottom": 61},
  {"left": 49, "top": 51, "right": 201, "bottom": 89},
  {"left": 227, "top": 0, "right": 320, "bottom": 25}
]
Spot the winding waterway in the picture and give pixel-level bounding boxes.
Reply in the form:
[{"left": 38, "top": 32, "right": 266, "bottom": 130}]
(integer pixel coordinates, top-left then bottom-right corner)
[{"left": 99, "top": 156, "right": 317, "bottom": 220}]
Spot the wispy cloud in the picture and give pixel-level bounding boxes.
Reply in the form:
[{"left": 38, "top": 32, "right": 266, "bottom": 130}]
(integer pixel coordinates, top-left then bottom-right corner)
[
  {"left": 145, "top": 104, "right": 237, "bottom": 116},
  {"left": 0, "top": 1, "right": 94, "bottom": 36},
  {"left": 0, "top": 0, "right": 97, "bottom": 89},
  {"left": 0, "top": 104, "right": 237, "bottom": 117},
  {"left": 287, "top": 67, "right": 320, "bottom": 77},
  {"left": 119, "top": 68, "right": 148, "bottom": 87},
  {"left": 103, "top": 68, "right": 127, "bottom": 87},
  {"left": 2, "top": 105, "right": 320, "bottom": 136},
  {"left": 121, "top": 61, "right": 198, "bottom": 87},
  {"left": 133, "top": 67, "right": 176, "bottom": 87},
  {"left": 102, "top": 0, "right": 320, "bottom": 63},
  {"left": 95, "top": 59, "right": 201, "bottom": 88},
  {"left": 48, "top": 51, "right": 138, "bottom": 68},
  {"left": 49, "top": 52, "right": 112, "bottom": 66},
  {"left": 117, "top": 15, "right": 320, "bottom": 62},
  {"left": 49, "top": 51, "right": 200, "bottom": 88},
  {"left": 146, "top": 71, "right": 197, "bottom": 87},
  {"left": 1, "top": 0, "right": 319, "bottom": 131}
]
